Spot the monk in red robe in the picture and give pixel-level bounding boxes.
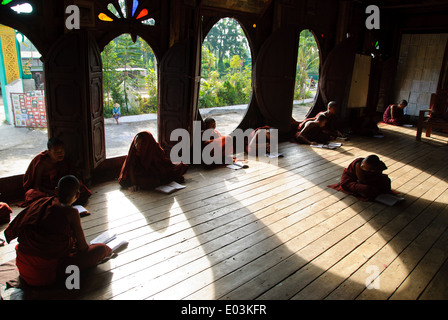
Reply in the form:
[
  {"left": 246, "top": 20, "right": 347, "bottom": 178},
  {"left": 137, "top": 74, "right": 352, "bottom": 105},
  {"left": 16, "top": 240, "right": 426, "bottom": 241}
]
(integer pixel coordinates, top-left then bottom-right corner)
[
  {"left": 19, "top": 137, "right": 91, "bottom": 207},
  {"left": 297, "top": 101, "right": 344, "bottom": 140},
  {"left": 245, "top": 125, "right": 272, "bottom": 156},
  {"left": 295, "top": 113, "right": 329, "bottom": 145},
  {"left": 4, "top": 175, "right": 111, "bottom": 287},
  {"left": 382, "top": 99, "right": 407, "bottom": 125},
  {"left": 328, "top": 155, "right": 391, "bottom": 201},
  {"left": 118, "top": 131, "right": 188, "bottom": 191},
  {"left": 201, "top": 117, "right": 234, "bottom": 164}
]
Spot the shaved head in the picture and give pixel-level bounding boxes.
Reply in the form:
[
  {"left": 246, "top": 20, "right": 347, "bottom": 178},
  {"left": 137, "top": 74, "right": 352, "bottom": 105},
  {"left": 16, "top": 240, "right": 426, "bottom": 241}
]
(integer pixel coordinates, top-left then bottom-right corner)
[{"left": 57, "top": 175, "right": 80, "bottom": 204}]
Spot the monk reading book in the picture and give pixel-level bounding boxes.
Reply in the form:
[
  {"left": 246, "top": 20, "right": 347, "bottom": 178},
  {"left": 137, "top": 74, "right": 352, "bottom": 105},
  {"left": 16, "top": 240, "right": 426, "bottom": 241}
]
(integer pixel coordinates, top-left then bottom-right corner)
[
  {"left": 201, "top": 117, "right": 234, "bottom": 164},
  {"left": 295, "top": 113, "right": 330, "bottom": 145},
  {"left": 328, "top": 155, "right": 391, "bottom": 201},
  {"left": 246, "top": 125, "right": 272, "bottom": 156},
  {"left": 118, "top": 131, "right": 188, "bottom": 192},
  {"left": 19, "top": 137, "right": 92, "bottom": 207},
  {"left": 4, "top": 175, "right": 112, "bottom": 287},
  {"left": 297, "top": 101, "right": 345, "bottom": 140},
  {"left": 382, "top": 99, "right": 408, "bottom": 126}
]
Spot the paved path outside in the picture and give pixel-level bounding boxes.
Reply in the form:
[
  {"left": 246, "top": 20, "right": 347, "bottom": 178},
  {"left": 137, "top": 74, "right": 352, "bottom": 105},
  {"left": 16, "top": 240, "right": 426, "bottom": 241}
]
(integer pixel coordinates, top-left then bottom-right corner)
[{"left": 0, "top": 99, "right": 313, "bottom": 178}]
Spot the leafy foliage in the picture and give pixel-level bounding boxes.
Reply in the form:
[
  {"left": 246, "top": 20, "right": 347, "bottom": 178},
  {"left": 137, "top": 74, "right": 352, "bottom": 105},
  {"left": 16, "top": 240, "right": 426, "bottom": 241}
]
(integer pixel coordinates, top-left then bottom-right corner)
[
  {"left": 294, "top": 30, "right": 320, "bottom": 101},
  {"left": 199, "top": 18, "right": 252, "bottom": 108},
  {"left": 101, "top": 23, "right": 320, "bottom": 117}
]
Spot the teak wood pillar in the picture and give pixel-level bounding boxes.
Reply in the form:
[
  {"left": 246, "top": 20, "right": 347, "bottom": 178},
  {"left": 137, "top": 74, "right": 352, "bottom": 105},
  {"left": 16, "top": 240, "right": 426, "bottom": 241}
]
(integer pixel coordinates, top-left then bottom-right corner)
[
  {"left": 158, "top": 2, "right": 202, "bottom": 153},
  {"left": 44, "top": 30, "right": 105, "bottom": 185}
]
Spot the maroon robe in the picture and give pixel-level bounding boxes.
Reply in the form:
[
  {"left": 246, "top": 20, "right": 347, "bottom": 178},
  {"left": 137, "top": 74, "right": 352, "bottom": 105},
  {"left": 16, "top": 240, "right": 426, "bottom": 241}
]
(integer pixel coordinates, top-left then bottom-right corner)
[
  {"left": 118, "top": 131, "right": 188, "bottom": 189},
  {"left": 328, "top": 158, "right": 391, "bottom": 201},
  {"left": 295, "top": 121, "right": 330, "bottom": 144},
  {"left": 382, "top": 104, "right": 404, "bottom": 125},
  {"left": 19, "top": 151, "right": 92, "bottom": 207},
  {"left": 202, "top": 129, "right": 234, "bottom": 164},
  {"left": 245, "top": 125, "right": 271, "bottom": 155},
  {"left": 4, "top": 196, "right": 111, "bottom": 286},
  {"left": 298, "top": 110, "right": 338, "bottom": 133}
]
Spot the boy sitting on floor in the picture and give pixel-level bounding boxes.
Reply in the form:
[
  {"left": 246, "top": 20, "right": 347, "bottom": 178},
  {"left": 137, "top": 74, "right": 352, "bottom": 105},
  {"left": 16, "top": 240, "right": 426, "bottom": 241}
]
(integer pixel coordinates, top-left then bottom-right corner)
[
  {"left": 19, "top": 137, "right": 91, "bottom": 207},
  {"left": 328, "top": 154, "right": 391, "bottom": 201},
  {"left": 4, "top": 175, "right": 111, "bottom": 287}
]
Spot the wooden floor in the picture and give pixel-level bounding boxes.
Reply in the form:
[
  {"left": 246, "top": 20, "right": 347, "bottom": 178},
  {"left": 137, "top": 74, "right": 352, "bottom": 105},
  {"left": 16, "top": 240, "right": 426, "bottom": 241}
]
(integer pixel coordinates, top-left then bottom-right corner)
[{"left": 1, "top": 123, "right": 448, "bottom": 300}]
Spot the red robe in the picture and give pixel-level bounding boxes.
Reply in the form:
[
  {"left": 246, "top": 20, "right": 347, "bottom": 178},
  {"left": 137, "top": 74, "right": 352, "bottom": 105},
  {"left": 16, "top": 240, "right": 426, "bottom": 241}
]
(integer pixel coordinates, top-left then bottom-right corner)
[
  {"left": 382, "top": 104, "right": 404, "bottom": 125},
  {"left": 202, "top": 129, "right": 234, "bottom": 164},
  {"left": 295, "top": 121, "right": 330, "bottom": 144},
  {"left": 245, "top": 126, "right": 271, "bottom": 155},
  {"left": 19, "top": 151, "right": 92, "bottom": 207},
  {"left": 297, "top": 110, "right": 337, "bottom": 131},
  {"left": 328, "top": 158, "right": 391, "bottom": 201},
  {"left": 4, "top": 196, "right": 111, "bottom": 286},
  {"left": 118, "top": 131, "right": 188, "bottom": 189}
]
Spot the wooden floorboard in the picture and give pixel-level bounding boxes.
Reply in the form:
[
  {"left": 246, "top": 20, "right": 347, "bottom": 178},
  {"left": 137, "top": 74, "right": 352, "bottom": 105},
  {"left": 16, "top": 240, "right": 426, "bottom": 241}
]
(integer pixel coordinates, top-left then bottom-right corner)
[{"left": 1, "top": 123, "right": 448, "bottom": 300}]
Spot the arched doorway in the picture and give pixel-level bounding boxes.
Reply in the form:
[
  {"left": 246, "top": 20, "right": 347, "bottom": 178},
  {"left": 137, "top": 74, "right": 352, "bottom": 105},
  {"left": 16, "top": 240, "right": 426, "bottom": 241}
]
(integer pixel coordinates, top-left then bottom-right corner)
[
  {"left": 199, "top": 17, "right": 252, "bottom": 135},
  {"left": 292, "top": 29, "right": 321, "bottom": 122},
  {"left": 0, "top": 26, "right": 47, "bottom": 178},
  {"left": 101, "top": 33, "right": 158, "bottom": 158}
]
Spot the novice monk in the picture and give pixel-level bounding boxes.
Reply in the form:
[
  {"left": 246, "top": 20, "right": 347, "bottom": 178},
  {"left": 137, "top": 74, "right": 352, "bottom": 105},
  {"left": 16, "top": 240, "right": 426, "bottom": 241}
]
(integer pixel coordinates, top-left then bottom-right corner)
[
  {"left": 383, "top": 99, "right": 408, "bottom": 125},
  {"left": 19, "top": 137, "right": 91, "bottom": 207},
  {"left": 118, "top": 131, "right": 188, "bottom": 191},
  {"left": 201, "top": 117, "right": 234, "bottom": 164},
  {"left": 246, "top": 125, "right": 272, "bottom": 156},
  {"left": 295, "top": 113, "right": 329, "bottom": 145},
  {"left": 328, "top": 154, "right": 391, "bottom": 201},
  {"left": 4, "top": 175, "right": 112, "bottom": 287},
  {"left": 297, "top": 101, "right": 344, "bottom": 139}
]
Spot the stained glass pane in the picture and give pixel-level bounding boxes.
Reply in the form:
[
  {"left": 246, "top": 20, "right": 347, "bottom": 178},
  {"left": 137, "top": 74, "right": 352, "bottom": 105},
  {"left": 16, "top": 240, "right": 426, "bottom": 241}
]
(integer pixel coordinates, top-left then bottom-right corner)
[
  {"left": 107, "top": 3, "right": 120, "bottom": 18},
  {"left": 99, "top": 12, "right": 114, "bottom": 22},
  {"left": 136, "top": 8, "right": 148, "bottom": 20},
  {"left": 141, "top": 18, "right": 155, "bottom": 26},
  {"left": 132, "top": 0, "right": 139, "bottom": 17},
  {"left": 11, "top": 3, "right": 33, "bottom": 13},
  {"left": 118, "top": 0, "right": 126, "bottom": 18}
]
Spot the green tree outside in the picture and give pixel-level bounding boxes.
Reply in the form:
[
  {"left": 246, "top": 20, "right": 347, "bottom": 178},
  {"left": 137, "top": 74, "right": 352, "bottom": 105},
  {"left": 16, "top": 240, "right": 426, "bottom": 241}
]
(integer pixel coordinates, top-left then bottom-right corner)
[
  {"left": 101, "top": 24, "right": 320, "bottom": 118},
  {"left": 295, "top": 30, "right": 320, "bottom": 102}
]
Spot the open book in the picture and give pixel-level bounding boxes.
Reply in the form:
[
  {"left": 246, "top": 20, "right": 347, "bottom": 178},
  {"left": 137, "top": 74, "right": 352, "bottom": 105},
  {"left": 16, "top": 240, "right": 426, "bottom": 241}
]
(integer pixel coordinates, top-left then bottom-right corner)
[
  {"left": 266, "top": 152, "right": 284, "bottom": 158},
  {"left": 90, "top": 231, "right": 128, "bottom": 253},
  {"left": 72, "top": 205, "right": 90, "bottom": 217},
  {"left": 375, "top": 193, "right": 405, "bottom": 206},
  {"left": 227, "top": 162, "right": 249, "bottom": 170},
  {"left": 155, "top": 181, "right": 186, "bottom": 194},
  {"left": 310, "top": 142, "right": 342, "bottom": 149}
]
